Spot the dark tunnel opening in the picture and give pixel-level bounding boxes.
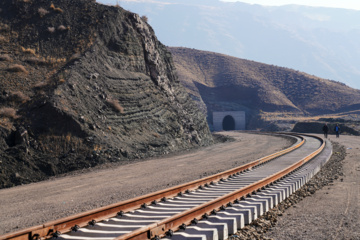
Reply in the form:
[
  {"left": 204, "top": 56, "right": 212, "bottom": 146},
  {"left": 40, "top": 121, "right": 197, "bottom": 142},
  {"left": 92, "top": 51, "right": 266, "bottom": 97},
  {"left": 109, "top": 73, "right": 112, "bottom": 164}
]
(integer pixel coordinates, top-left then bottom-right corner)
[{"left": 222, "top": 115, "right": 235, "bottom": 131}]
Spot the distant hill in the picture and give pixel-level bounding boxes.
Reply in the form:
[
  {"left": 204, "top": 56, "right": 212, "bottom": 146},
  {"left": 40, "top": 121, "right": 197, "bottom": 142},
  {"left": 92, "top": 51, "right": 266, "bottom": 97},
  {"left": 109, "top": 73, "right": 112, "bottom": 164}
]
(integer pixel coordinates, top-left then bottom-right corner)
[
  {"left": 169, "top": 47, "right": 360, "bottom": 129},
  {"left": 118, "top": 0, "right": 360, "bottom": 90}
]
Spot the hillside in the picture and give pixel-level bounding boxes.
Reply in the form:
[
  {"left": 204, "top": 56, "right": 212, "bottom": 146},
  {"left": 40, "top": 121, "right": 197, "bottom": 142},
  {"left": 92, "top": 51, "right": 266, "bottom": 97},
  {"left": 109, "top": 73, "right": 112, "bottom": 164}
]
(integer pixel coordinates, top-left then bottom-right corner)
[
  {"left": 169, "top": 47, "right": 360, "bottom": 129},
  {"left": 0, "top": 0, "right": 213, "bottom": 188},
  {"left": 119, "top": 0, "right": 360, "bottom": 89}
]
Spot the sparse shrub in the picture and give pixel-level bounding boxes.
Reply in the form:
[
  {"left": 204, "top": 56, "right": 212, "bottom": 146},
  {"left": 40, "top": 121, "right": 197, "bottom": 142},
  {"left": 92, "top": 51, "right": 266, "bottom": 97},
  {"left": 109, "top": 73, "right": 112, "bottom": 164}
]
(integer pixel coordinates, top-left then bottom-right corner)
[
  {"left": 45, "top": 56, "right": 66, "bottom": 65},
  {"left": 0, "top": 54, "right": 12, "bottom": 62},
  {"left": 50, "top": 3, "right": 63, "bottom": 13},
  {"left": 141, "top": 15, "right": 148, "bottom": 22},
  {"left": 47, "top": 27, "right": 55, "bottom": 33},
  {"left": 38, "top": 132, "right": 87, "bottom": 156},
  {"left": 0, "top": 107, "right": 18, "bottom": 119},
  {"left": 26, "top": 57, "right": 47, "bottom": 65},
  {"left": 0, "top": 23, "right": 10, "bottom": 32},
  {"left": 69, "top": 53, "right": 81, "bottom": 61},
  {"left": 9, "top": 91, "right": 30, "bottom": 103},
  {"left": 38, "top": 7, "right": 49, "bottom": 17},
  {"left": 0, "top": 35, "right": 8, "bottom": 43},
  {"left": 106, "top": 98, "right": 124, "bottom": 113},
  {"left": 7, "top": 64, "right": 28, "bottom": 74},
  {"left": 33, "top": 81, "right": 48, "bottom": 89},
  {"left": 21, "top": 46, "right": 36, "bottom": 55},
  {"left": 152, "top": 132, "right": 160, "bottom": 138},
  {"left": 94, "top": 145, "right": 102, "bottom": 152},
  {"left": 57, "top": 25, "right": 67, "bottom": 31}
]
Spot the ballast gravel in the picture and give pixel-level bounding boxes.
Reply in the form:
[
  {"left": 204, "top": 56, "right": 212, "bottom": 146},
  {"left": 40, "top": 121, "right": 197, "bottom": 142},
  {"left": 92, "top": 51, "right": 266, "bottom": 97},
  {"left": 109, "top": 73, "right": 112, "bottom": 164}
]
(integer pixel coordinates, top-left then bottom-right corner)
[{"left": 235, "top": 135, "right": 360, "bottom": 240}]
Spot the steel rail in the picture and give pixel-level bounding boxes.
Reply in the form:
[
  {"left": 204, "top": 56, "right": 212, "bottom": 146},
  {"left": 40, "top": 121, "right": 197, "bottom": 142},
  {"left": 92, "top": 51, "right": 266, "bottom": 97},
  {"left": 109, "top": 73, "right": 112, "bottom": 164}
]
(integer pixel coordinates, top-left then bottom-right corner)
[
  {"left": 0, "top": 133, "right": 304, "bottom": 240},
  {"left": 114, "top": 134, "right": 325, "bottom": 240}
]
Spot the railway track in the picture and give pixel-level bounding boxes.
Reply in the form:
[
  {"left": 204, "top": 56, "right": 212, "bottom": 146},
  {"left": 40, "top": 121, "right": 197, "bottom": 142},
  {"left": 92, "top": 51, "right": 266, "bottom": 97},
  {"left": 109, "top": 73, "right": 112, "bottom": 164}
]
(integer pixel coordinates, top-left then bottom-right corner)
[{"left": 0, "top": 133, "right": 332, "bottom": 240}]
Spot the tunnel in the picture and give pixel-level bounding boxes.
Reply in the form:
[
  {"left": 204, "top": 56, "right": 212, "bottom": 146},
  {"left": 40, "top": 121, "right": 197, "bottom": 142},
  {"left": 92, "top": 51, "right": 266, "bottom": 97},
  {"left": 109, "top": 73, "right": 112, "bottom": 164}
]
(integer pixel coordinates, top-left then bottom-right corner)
[
  {"left": 222, "top": 115, "right": 235, "bottom": 131},
  {"left": 213, "top": 111, "right": 246, "bottom": 131}
]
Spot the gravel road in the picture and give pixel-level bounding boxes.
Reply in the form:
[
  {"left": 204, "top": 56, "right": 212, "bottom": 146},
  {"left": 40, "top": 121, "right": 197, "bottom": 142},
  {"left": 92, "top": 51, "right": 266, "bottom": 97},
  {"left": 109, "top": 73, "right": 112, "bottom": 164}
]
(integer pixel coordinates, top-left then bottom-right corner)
[{"left": 0, "top": 132, "right": 292, "bottom": 235}]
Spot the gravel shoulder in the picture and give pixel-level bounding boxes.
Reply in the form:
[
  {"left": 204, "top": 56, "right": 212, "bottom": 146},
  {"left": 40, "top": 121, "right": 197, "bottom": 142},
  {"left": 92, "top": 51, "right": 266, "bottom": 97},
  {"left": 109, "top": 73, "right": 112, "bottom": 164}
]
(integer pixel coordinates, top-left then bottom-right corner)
[{"left": 0, "top": 132, "right": 293, "bottom": 235}]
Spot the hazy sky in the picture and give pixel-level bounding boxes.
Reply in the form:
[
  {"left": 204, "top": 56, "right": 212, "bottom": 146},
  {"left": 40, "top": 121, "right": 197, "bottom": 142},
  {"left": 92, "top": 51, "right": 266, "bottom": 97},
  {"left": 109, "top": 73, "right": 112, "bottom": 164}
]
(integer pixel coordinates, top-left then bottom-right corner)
[{"left": 222, "top": 0, "right": 360, "bottom": 10}]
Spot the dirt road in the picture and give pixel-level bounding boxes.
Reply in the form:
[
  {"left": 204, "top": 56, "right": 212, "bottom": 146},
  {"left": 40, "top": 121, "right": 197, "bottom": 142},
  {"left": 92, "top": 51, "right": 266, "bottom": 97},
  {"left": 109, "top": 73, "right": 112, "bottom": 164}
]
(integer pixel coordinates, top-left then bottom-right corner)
[{"left": 0, "top": 132, "right": 293, "bottom": 235}]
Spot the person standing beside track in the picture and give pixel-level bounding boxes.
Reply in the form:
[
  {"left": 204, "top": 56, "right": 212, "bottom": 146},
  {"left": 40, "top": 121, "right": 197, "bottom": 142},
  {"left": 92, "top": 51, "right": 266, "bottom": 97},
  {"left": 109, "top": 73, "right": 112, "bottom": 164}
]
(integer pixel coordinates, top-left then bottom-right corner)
[
  {"left": 322, "top": 123, "right": 329, "bottom": 138},
  {"left": 334, "top": 124, "right": 340, "bottom": 138}
]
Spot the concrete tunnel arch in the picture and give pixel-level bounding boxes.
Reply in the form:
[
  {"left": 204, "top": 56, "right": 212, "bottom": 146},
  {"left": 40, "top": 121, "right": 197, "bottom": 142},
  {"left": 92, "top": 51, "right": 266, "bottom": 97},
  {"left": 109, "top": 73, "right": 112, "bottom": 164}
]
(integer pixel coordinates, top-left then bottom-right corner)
[{"left": 213, "top": 111, "right": 246, "bottom": 131}]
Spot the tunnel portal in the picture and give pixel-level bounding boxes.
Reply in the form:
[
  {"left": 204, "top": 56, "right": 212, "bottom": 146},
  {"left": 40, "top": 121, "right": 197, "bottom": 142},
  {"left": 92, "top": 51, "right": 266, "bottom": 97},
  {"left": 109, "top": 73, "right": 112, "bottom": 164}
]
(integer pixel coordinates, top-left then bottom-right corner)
[
  {"left": 222, "top": 115, "right": 235, "bottom": 131},
  {"left": 213, "top": 111, "right": 246, "bottom": 131}
]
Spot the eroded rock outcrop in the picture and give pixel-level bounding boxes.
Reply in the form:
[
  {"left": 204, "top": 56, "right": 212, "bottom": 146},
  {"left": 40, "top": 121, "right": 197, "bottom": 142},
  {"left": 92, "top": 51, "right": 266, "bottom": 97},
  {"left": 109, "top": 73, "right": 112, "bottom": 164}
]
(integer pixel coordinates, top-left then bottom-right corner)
[{"left": 0, "top": 0, "right": 213, "bottom": 188}]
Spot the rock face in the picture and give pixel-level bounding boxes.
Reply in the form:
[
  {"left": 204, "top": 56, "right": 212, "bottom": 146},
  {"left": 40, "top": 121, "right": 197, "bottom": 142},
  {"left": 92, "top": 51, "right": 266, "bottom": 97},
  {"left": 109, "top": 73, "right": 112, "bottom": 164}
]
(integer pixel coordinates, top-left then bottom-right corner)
[{"left": 0, "top": 0, "right": 213, "bottom": 188}]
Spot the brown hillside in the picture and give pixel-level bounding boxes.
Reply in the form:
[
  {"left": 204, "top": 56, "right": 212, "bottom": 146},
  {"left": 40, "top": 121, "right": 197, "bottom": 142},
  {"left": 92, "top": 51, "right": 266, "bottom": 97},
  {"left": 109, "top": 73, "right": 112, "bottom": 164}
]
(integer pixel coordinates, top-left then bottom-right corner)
[
  {"left": 0, "top": 0, "right": 213, "bottom": 188},
  {"left": 169, "top": 47, "right": 360, "bottom": 128}
]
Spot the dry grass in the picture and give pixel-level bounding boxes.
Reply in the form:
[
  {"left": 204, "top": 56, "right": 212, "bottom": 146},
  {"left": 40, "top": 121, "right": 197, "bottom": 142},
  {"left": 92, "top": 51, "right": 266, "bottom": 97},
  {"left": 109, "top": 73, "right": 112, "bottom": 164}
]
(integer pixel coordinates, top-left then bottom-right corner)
[
  {"left": 21, "top": 46, "right": 36, "bottom": 55},
  {"left": 25, "top": 57, "right": 46, "bottom": 65},
  {"left": 0, "top": 117, "right": 14, "bottom": 129},
  {"left": 106, "top": 99, "right": 124, "bottom": 113},
  {"left": 33, "top": 81, "right": 48, "bottom": 89},
  {"left": 69, "top": 53, "right": 81, "bottom": 61},
  {"left": 47, "top": 27, "right": 55, "bottom": 33},
  {"left": 93, "top": 145, "right": 102, "bottom": 152},
  {"left": 25, "top": 56, "right": 65, "bottom": 66},
  {"left": 38, "top": 133, "right": 86, "bottom": 155},
  {"left": 38, "top": 7, "right": 49, "bottom": 17},
  {"left": 152, "top": 132, "right": 160, "bottom": 138},
  {"left": 0, "top": 35, "right": 9, "bottom": 43},
  {"left": 141, "top": 15, "right": 148, "bottom": 22},
  {"left": 6, "top": 64, "right": 29, "bottom": 74},
  {"left": 0, "top": 23, "right": 10, "bottom": 32},
  {"left": 9, "top": 91, "right": 30, "bottom": 103},
  {"left": 0, "top": 107, "right": 18, "bottom": 119},
  {"left": 50, "top": 3, "right": 63, "bottom": 13},
  {"left": 58, "top": 25, "right": 67, "bottom": 31},
  {"left": 46, "top": 56, "right": 66, "bottom": 65},
  {"left": 0, "top": 54, "right": 12, "bottom": 62}
]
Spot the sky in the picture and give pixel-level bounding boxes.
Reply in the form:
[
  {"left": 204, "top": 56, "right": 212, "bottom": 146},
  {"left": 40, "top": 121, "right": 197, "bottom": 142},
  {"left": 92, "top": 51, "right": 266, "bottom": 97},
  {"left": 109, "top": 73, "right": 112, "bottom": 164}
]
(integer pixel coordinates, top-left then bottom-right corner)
[{"left": 221, "top": 0, "right": 360, "bottom": 10}]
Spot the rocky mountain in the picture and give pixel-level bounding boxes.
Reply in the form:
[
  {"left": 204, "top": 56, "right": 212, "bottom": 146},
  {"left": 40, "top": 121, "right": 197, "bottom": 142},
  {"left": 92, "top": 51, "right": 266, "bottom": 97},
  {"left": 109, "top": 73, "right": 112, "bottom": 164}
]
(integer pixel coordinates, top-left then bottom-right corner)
[
  {"left": 0, "top": 0, "right": 213, "bottom": 188},
  {"left": 117, "top": 0, "right": 360, "bottom": 90},
  {"left": 169, "top": 47, "right": 360, "bottom": 130}
]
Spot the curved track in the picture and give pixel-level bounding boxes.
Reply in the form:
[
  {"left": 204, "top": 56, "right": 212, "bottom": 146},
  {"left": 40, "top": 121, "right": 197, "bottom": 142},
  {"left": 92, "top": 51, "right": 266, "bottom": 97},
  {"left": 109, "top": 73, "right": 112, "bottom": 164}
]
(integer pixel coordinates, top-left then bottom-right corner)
[{"left": 0, "top": 133, "right": 331, "bottom": 240}]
